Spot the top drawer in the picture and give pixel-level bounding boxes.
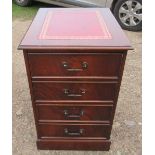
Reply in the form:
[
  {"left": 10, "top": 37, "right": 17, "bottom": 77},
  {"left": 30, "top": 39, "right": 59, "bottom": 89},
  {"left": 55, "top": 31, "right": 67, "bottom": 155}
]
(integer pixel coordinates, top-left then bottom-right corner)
[{"left": 28, "top": 53, "right": 123, "bottom": 78}]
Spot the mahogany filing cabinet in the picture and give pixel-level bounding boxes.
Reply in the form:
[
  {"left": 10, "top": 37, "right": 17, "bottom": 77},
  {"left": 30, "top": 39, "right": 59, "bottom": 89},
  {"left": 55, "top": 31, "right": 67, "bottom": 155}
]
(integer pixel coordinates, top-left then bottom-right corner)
[{"left": 18, "top": 8, "right": 132, "bottom": 150}]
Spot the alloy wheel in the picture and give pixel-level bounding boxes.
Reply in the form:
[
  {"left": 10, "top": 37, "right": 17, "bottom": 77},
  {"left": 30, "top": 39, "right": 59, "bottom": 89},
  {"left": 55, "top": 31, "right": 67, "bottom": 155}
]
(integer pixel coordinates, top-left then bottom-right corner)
[{"left": 119, "top": 0, "right": 142, "bottom": 26}]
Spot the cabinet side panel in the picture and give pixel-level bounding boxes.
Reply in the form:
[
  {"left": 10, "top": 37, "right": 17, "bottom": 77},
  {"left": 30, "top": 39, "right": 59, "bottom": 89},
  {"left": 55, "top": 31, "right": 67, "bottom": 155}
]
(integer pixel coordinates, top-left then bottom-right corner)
[
  {"left": 108, "top": 51, "right": 127, "bottom": 133},
  {"left": 23, "top": 50, "right": 39, "bottom": 139}
]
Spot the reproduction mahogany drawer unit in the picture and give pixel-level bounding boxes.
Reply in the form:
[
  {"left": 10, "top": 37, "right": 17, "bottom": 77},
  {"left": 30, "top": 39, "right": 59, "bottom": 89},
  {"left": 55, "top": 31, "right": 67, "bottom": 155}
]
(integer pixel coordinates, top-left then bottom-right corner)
[{"left": 18, "top": 8, "right": 132, "bottom": 151}]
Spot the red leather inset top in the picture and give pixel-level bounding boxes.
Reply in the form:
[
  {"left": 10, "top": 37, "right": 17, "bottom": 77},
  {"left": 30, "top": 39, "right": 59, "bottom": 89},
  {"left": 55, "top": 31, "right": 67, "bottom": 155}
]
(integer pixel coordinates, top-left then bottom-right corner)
[{"left": 39, "top": 10, "right": 112, "bottom": 40}]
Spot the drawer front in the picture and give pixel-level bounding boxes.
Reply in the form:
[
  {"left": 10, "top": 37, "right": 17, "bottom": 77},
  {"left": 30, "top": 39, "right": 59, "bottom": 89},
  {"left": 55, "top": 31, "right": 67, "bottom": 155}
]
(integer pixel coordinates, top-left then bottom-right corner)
[
  {"left": 32, "top": 82, "right": 117, "bottom": 101},
  {"left": 38, "top": 123, "right": 111, "bottom": 139},
  {"left": 28, "top": 53, "right": 123, "bottom": 78},
  {"left": 36, "top": 105, "right": 113, "bottom": 122}
]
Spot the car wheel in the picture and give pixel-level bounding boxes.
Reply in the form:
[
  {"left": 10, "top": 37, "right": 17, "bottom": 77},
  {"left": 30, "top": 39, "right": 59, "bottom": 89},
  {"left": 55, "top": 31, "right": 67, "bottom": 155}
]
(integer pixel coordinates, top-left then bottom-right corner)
[
  {"left": 15, "top": 0, "right": 32, "bottom": 6},
  {"left": 113, "top": 0, "right": 142, "bottom": 31}
]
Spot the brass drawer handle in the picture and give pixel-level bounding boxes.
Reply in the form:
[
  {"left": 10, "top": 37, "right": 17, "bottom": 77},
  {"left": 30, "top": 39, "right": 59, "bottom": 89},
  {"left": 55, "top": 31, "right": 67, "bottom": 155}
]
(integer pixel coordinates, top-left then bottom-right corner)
[
  {"left": 64, "top": 128, "right": 84, "bottom": 136},
  {"left": 62, "top": 61, "right": 88, "bottom": 71},
  {"left": 64, "top": 109, "right": 84, "bottom": 118},
  {"left": 63, "top": 89, "right": 86, "bottom": 97}
]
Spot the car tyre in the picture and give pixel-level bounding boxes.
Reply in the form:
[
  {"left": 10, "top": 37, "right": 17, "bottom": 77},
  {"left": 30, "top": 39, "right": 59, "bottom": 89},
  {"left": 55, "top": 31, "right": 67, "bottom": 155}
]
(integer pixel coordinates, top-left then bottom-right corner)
[
  {"left": 15, "top": 0, "right": 32, "bottom": 6},
  {"left": 113, "top": 0, "right": 142, "bottom": 31}
]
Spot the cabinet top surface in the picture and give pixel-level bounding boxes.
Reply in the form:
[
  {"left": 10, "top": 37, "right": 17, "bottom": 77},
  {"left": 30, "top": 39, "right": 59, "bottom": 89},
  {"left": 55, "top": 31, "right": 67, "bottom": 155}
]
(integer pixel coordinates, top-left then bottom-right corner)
[{"left": 19, "top": 8, "right": 132, "bottom": 50}]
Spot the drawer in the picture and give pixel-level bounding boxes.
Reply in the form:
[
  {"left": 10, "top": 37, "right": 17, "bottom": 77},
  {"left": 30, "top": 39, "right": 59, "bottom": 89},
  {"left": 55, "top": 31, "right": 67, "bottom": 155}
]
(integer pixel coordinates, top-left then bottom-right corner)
[
  {"left": 38, "top": 123, "right": 111, "bottom": 139},
  {"left": 36, "top": 104, "right": 113, "bottom": 123},
  {"left": 32, "top": 81, "right": 117, "bottom": 101},
  {"left": 28, "top": 53, "right": 123, "bottom": 78}
]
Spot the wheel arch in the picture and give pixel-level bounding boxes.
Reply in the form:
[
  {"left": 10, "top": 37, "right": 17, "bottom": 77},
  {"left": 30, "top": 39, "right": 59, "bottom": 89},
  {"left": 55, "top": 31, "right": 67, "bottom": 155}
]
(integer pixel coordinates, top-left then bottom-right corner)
[
  {"left": 110, "top": 0, "right": 119, "bottom": 12},
  {"left": 110, "top": 0, "right": 142, "bottom": 12}
]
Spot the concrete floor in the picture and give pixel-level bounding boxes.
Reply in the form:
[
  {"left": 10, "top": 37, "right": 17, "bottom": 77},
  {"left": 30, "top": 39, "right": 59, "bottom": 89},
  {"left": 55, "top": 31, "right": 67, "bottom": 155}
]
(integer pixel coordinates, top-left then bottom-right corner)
[{"left": 13, "top": 19, "right": 142, "bottom": 155}]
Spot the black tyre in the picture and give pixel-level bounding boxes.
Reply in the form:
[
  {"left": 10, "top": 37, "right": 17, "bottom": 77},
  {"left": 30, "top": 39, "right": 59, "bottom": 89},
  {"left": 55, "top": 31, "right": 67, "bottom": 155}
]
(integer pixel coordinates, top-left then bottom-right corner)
[
  {"left": 113, "top": 0, "right": 142, "bottom": 31},
  {"left": 14, "top": 0, "right": 32, "bottom": 6}
]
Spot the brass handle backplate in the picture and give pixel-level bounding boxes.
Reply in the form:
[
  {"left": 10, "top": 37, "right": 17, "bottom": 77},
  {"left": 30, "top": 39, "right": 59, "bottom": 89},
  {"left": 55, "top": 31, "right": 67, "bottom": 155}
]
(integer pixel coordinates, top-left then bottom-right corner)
[
  {"left": 62, "top": 61, "right": 88, "bottom": 71},
  {"left": 63, "top": 88, "right": 86, "bottom": 97},
  {"left": 64, "top": 109, "right": 84, "bottom": 119},
  {"left": 64, "top": 128, "right": 84, "bottom": 136}
]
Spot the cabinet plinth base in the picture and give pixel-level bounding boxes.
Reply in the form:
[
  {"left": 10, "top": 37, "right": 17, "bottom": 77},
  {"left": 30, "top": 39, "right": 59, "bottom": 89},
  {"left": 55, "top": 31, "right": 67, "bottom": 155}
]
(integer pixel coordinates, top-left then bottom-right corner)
[{"left": 37, "top": 139, "right": 111, "bottom": 151}]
